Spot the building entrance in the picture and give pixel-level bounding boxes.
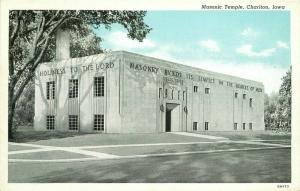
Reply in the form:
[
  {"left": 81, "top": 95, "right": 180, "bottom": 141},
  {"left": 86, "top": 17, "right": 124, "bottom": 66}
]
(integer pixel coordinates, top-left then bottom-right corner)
[
  {"left": 165, "top": 103, "right": 180, "bottom": 132},
  {"left": 166, "top": 109, "right": 171, "bottom": 132}
]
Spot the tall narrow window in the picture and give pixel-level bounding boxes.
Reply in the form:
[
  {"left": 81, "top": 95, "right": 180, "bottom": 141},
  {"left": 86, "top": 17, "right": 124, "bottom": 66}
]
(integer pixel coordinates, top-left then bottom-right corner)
[
  {"left": 243, "top": 94, "right": 246, "bottom": 99},
  {"left": 46, "top": 115, "right": 55, "bottom": 130},
  {"left": 171, "top": 90, "right": 174, "bottom": 99},
  {"left": 243, "top": 123, "right": 246, "bottom": 130},
  {"left": 69, "top": 115, "right": 78, "bottom": 130},
  {"left": 235, "top": 92, "right": 238, "bottom": 98},
  {"left": 46, "top": 81, "right": 55, "bottom": 100},
  {"left": 178, "top": 90, "right": 180, "bottom": 100},
  {"left": 94, "top": 76, "right": 104, "bottom": 97},
  {"left": 183, "top": 91, "right": 186, "bottom": 100},
  {"left": 69, "top": 79, "right": 78, "bottom": 98},
  {"left": 193, "top": 122, "right": 198, "bottom": 131},
  {"left": 234, "top": 123, "right": 238, "bottom": 130},
  {"left": 249, "top": 123, "right": 253, "bottom": 130},
  {"left": 249, "top": 98, "right": 253, "bottom": 107},
  {"left": 194, "top": 86, "right": 198, "bottom": 93},
  {"left": 205, "top": 122, "right": 209, "bottom": 130},
  {"left": 165, "top": 89, "right": 168, "bottom": 98},
  {"left": 159, "top": 88, "right": 162, "bottom": 99},
  {"left": 205, "top": 88, "right": 210, "bottom": 94},
  {"left": 94, "top": 114, "right": 104, "bottom": 131}
]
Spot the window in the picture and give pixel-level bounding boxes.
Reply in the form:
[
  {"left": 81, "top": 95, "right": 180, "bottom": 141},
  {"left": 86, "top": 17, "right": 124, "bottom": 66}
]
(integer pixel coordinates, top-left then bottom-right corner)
[
  {"left": 171, "top": 90, "right": 174, "bottom": 99},
  {"left": 194, "top": 86, "right": 198, "bottom": 93},
  {"left": 183, "top": 91, "right": 186, "bottom": 100},
  {"left": 249, "top": 98, "right": 253, "bottom": 107},
  {"left": 249, "top": 123, "right": 253, "bottom": 130},
  {"left": 46, "top": 115, "right": 55, "bottom": 130},
  {"left": 46, "top": 81, "right": 55, "bottom": 100},
  {"left": 178, "top": 91, "right": 180, "bottom": 100},
  {"left": 235, "top": 92, "right": 238, "bottom": 98},
  {"left": 243, "top": 94, "right": 246, "bottom": 99},
  {"left": 69, "top": 79, "right": 78, "bottom": 98},
  {"left": 243, "top": 123, "right": 246, "bottom": 130},
  {"left": 205, "top": 88, "right": 210, "bottom": 94},
  {"left": 234, "top": 123, "right": 238, "bottom": 130},
  {"left": 165, "top": 89, "right": 168, "bottom": 98},
  {"left": 193, "top": 122, "right": 198, "bottom": 131},
  {"left": 94, "top": 77, "right": 104, "bottom": 97},
  {"left": 159, "top": 88, "right": 162, "bottom": 99},
  {"left": 69, "top": 115, "right": 78, "bottom": 130},
  {"left": 94, "top": 114, "right": 104, "bottom": 131},
  {"left": 205, "top": 122, "right": 209, "bottom": 130}
]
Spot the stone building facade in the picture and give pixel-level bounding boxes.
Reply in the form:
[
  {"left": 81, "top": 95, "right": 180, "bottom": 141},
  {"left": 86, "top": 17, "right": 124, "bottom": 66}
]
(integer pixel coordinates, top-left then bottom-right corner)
[{"left": 34, "top": 51, "right": 265, "bottom": 133}]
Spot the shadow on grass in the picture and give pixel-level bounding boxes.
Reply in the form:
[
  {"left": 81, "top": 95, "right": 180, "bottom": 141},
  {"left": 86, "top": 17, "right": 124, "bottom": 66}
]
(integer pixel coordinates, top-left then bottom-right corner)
[{"left": 10, "top": 127, "right": 95, "bottom": 143}]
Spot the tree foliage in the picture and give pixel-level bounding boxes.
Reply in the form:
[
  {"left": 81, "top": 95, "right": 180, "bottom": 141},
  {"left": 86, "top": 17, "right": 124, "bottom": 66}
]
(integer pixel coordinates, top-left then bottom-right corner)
[
  {"left": 14, "top": 82, "right": 35, "bottom": 126},
  {"left": 264, "top": 93, "right": 279, "bottom": 130},
  {"left": 9, "top": 10, "right": 151, "bottom": 139},
  {"left": 276, "top": 66, "right": 291, "bottom": 129},
  {"left": 264, "top": 67, "right": 291, "bottom": 131}
]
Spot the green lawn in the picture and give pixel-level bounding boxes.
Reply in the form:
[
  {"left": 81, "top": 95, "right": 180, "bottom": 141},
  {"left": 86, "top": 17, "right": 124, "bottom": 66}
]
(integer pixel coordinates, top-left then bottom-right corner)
[
  {"left": 11, "top": 128, "right": 94, "bottom": 143},
  {"left": 8, "top": 144, "right": 38, "bottom": 152},
  {"left": 194, "top": 131, "right": 291, "bottom": 141},
  {"left": 9, "top": 141, "right": 281, "bottom": 160},
  {"left": 12, "top": 128, "right": 291, "bottom": 145},
  {"left": 24, "top": 133, "right": 215, "bottom": 147},
  {"left": 8, "top": 148, "right": 291, "bottom": 183},
  {"left": 258, "top": 140, "right": 291, "bottom": 145},
  {"left": 86, "top": 142, "right": 277, "bottom": 156},
  {"left": 9, "top": 150, "right": 89, "bottom": 160}
]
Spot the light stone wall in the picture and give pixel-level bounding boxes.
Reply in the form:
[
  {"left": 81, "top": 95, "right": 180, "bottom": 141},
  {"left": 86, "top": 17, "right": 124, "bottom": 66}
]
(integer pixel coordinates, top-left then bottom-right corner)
[
  {"left": 34, "top": 51, "right": 265, "bottom": 133},
  {"left": 120, "top": 56, "right": 158, "bottom": 133}
]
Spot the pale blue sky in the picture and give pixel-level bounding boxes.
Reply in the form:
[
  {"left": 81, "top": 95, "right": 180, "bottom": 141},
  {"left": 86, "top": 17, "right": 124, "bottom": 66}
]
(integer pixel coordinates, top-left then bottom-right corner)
[{"left": 95, "top": 11, "right": 290, "bottom": 94}]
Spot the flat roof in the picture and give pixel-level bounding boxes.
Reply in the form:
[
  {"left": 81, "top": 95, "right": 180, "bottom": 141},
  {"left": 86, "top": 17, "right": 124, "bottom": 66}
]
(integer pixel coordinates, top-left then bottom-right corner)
[
  {"left": 39, "top": 50, "right": 264, "bottom": 88},
  {"left": 117, "top": 50, "right": 264, "bottom": 87}
]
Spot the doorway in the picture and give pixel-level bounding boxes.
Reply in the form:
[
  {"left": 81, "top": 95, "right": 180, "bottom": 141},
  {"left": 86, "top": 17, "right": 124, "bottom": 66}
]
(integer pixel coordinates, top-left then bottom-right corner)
[
  {"left": 166, "top": 109, "right": 171, "bottom": 132},
  {"left": 165, "top": 103, "right": 180, "bottom": 132}
]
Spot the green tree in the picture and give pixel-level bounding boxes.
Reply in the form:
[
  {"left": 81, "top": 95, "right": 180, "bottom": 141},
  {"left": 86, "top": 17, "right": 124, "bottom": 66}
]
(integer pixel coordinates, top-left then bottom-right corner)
[
  {"left": 264, "top": 93, "right": 279, "bottom": 130},
  {"left": 276, "top": 67, "right": 291, "bottom": 130},
  {"left": 14, "top": 82, "right": 35, "bottom": 126},
  {"left": 264, "top": 67, "right": 291, "bottom": 132},
  {"left": 9, "top": 10, "right": 151, "bottom": 139}
]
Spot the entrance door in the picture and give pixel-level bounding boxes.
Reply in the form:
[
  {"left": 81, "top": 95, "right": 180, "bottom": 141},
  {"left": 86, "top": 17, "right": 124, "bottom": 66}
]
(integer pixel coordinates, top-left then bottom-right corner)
[
  {"left": 165, "top": 103, "right": 180, "bottom": 132},
  {"left": 166, "top": 109, "right": 171, "bottom": 132}
]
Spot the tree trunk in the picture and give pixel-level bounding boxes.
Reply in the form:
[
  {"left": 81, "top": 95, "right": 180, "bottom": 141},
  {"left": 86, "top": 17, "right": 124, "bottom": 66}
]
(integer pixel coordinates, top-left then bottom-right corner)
[
  {"left": 8, "top": 83, "right": 16, "bottom": 140},
  {"left": 8, "top": 105, "right": 15, "bottom": 140}
]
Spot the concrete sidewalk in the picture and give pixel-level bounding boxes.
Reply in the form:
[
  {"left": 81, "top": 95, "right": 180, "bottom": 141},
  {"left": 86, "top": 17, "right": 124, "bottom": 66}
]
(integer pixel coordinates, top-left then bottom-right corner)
[{"left": 170, "top": 132, "right": 229, "bottom": 140}]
